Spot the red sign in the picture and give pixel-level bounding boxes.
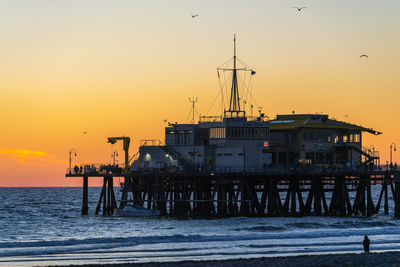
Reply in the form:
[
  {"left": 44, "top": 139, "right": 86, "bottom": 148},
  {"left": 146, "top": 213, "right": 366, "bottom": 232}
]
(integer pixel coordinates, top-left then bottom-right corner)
[{"left": 263, "top": 141, "right": 269, "bottom": 148}]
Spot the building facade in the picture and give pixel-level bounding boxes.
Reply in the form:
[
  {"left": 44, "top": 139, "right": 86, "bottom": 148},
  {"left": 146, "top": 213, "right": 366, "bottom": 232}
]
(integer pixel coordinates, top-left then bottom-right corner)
[{"left": 268, "top": 114, "right": 381, "bottom": 169}]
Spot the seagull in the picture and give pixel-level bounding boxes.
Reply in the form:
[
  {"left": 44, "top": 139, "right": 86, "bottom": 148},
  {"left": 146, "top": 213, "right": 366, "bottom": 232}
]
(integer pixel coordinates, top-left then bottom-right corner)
[
  {"left": 292, "top": 7, "right": 307, "bottom": 11},
  {"left": 83, "top": 131, "right": 87, "bottom": 134},
  {"left": 344, "top": 114, "right": 348, "bottom": 118},
  {"left": 191, "top": 14, "right": 198, "bottom": 18},
  {"left": 359, "top": 54, "right": 368, "bottom": 59},
  {"left": 163, "top": 119, "right": 168, "bottom": 123}
]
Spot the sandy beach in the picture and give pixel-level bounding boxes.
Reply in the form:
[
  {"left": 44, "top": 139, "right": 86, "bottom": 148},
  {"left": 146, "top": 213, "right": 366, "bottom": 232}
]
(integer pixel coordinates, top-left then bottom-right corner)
[{"left": 62, "top": 252, "right": 400, "bottom": 267}]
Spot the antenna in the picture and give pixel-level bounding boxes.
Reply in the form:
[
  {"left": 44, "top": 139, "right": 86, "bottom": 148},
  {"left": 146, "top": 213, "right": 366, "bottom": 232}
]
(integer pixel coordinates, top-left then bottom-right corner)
[
  {"left": 189, "top": 97, "right": 199, "bottom": 124},
  {"left": 215, "top": 35, "right": 255, "bottom": 119},
  {"left": 229, "top": 34, "right": 241, "bottom": 112}
]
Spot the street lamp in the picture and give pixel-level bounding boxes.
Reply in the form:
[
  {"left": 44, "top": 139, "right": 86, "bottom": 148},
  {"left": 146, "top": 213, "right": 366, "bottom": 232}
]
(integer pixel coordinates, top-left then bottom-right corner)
[
  {"left": 390, "top": 143, "right": 397, "bottom": 165},
  {"left": 112, "top": 149, "right": 119, "bottom": 165},
  {"left": 369, "top": 144, "right": 375, "bottom": 167},
  {"left": 369, "top": 144, "right": 375, "bottom": 154},
  {"left": 69, "top": 148, "right": 77, "bottom": 174}
]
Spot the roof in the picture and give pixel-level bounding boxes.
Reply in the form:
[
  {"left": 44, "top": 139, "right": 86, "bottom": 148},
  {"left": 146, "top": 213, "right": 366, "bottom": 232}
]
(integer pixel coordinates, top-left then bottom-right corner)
[{"left": 269, "top": 114, "right": 381, "bottom": 135}]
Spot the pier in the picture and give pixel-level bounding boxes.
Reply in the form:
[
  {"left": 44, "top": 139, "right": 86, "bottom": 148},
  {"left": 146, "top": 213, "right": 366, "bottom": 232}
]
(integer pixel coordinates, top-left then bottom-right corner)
[
  {"left": 65, "top": 37, "right": 398, "bottom": 220},
  {"left": 66, "top": 166, "right": 400, "bottom": 218}
]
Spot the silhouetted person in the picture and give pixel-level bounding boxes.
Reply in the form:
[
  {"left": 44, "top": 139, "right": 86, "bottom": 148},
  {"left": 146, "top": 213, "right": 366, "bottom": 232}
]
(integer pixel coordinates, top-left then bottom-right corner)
[{"left": 363, "top": 235, "right": 370, "bottom": 253}]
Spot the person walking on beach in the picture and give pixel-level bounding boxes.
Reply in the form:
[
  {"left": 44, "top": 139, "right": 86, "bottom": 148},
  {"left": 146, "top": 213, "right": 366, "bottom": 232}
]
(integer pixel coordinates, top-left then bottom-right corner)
[{"left": 363, "top": 235, "right": 370, "bottom": 253}]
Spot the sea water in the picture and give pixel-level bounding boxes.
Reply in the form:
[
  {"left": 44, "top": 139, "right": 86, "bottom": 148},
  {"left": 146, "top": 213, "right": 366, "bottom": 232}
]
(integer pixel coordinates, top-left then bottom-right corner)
[{"left": 1, "top": 186, "right": 400, "bottom": 266}]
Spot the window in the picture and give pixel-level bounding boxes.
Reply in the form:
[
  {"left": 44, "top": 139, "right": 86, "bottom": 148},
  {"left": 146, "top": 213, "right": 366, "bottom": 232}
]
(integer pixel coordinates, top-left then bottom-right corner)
[
  {"left": 334, "top": 134, "right": 339, "bottom": 144},
  {"left": 285, "top": 132, "right": 297, "bottom": 143},
  {"left": 354, "top": 133, "right": 360, "bottom": 143},
  {"left": 225, "top": 127, "right": 269, "bottom": 139},
  {"left": 306, "top": 152, "right": 314, "bottom": 162},
  {"left": 326, "top": 152, "right": 333, "bottom": 163},
  {"left": 316, "top": 153, "right": 324, "bottom": 163},
  {"left": 271, "top": 152, "right": 277, "bottom": 164},
  {"left": 210, "top": 128, "right": 226, "bottom": 139},
  {"left": 278, "top": 152, "right": 286, "bottom": 165}
]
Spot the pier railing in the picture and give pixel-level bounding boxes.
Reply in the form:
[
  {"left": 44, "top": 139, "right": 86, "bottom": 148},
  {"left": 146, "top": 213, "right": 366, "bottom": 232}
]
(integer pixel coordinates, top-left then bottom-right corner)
[
  {"left": 66, "top": 162, "right": 400, "bottom": 177},
  {"left": 140, "top": 139, "right": 163, "bottom": 146},
  {"left": 67, "top": 163, "right": 124, "bottom": 176},
  {"left": 199, "top": 115, "right": 267, "bottom": 123}
]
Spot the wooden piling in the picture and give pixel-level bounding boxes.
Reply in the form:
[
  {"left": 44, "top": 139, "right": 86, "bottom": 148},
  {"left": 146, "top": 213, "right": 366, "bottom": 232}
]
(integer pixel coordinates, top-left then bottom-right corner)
[
  {"left": 394, "top": 173, "right": 400, "bottom": 218},
  {"left": 74, "top": 169, "right": 400, "bottom": 218},
  {"left": 81, "top": 175, "right": 88, "bottom": 215}
]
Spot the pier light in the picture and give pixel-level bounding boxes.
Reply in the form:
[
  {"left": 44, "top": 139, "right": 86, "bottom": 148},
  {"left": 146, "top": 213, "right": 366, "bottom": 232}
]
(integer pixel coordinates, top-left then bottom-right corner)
[
  {"left": 69, "top": 148, "right": 77, "bottom": 174},
  {"left": 390, "top": 143, "right": 397, "bottom": 165},
  {"left": 145, "top": 153, "right": 152, "bottom": 161},
  {"left": 369, "top": 145, "right": 376, "bottom": 166},
  {"left": 369, "top": 145, "right": 375, "bottom": 153},
  {"left": 112, "top": 149, "right": 118, "bottom": 165}
]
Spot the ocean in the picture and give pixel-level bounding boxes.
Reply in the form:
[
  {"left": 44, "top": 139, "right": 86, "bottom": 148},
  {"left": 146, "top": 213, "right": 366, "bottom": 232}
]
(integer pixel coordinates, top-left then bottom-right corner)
[{"left": 1, "top": 186, "right": 400, "bottom": 266}]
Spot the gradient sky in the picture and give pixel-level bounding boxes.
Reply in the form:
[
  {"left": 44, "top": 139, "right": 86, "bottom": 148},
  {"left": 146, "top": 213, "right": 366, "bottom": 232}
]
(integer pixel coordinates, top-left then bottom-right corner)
[{"left": 0, "top": 0, "right": 399, "bottom": 186}]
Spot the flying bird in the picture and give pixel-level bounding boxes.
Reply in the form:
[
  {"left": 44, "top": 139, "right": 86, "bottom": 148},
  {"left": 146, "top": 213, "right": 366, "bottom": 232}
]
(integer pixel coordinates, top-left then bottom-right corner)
[
  {"left": 163, "top": 119, "right": 168, "bottom": 123},
  {"left": 83, "top": 131, "right": 87, "bottom": 134},
  {"left": 191, "top": 14, "right": 198, "bottom": 18},
  {"left": 292, "top": 7, "right": 307, "bottom": 11},
  {"left": 359, "top": 54, "right": 368, "bottom": 59}
]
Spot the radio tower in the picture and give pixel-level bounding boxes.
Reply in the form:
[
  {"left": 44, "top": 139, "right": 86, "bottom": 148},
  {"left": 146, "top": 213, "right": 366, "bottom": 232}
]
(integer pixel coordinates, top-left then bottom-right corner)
[{"left": 189, "top": 97, "right": 198, "bottom": 124}]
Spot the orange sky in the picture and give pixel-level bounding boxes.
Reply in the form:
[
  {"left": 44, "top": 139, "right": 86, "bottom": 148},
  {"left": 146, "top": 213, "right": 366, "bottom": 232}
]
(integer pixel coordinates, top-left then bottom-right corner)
[{"left": 0, "top": 1, "right": 399, "bottom": 186}]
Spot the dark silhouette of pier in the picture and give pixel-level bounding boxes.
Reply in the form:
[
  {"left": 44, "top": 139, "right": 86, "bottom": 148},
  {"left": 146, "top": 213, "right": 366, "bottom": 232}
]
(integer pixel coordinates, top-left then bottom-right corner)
[{"left": 66, "top": 166, "right": 400, "bottom": 218}]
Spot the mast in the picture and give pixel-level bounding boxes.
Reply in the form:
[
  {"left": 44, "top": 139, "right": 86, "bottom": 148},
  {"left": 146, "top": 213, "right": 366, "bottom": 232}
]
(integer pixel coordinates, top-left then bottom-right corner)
[{"left": 229, "top": 34, "right": 241, "bottom": 112}]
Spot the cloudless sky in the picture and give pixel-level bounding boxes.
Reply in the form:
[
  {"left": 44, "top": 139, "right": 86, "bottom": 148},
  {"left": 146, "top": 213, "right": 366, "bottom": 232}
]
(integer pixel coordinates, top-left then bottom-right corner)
[{"left": 0, "top": 0, "right": 399, "bottom": 186}]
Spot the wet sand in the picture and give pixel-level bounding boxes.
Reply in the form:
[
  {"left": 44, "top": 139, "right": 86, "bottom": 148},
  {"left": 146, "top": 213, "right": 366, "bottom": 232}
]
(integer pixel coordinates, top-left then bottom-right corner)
[{"left": 64, "top": 251, "right": 400, "bottom": 267}]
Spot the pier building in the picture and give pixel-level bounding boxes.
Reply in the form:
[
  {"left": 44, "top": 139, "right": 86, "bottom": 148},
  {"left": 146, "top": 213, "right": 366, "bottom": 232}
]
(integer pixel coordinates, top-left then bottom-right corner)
[
  {"left": 268, "top": 114, "right": 381, "bottom": 169},
  {"left": 65, "top": 36, "right": 400, "bottom": 220}
]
